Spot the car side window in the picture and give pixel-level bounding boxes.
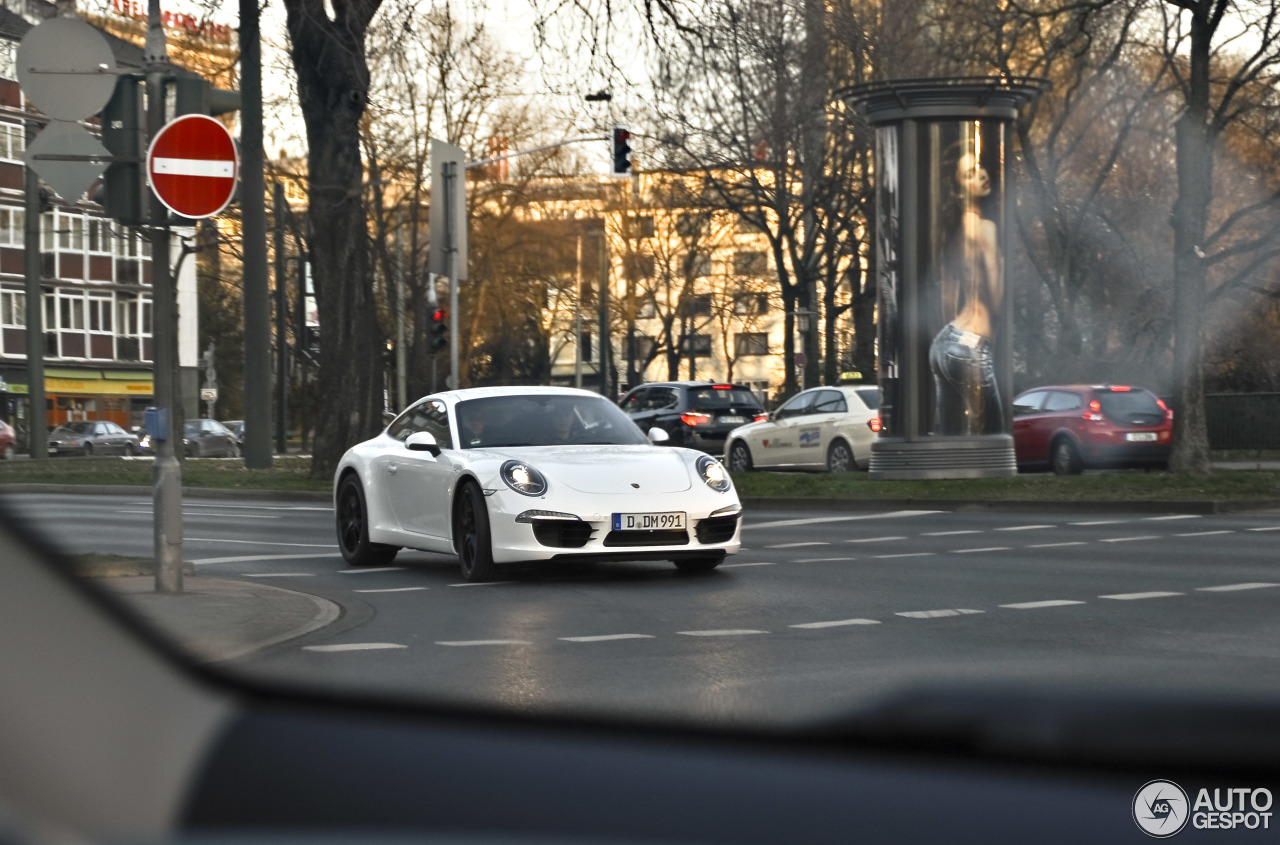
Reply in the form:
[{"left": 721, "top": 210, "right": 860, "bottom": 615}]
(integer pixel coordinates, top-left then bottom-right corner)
[
  {"left": 773, "top": 392, "right": 814, "bottom": 421},
  {"left": 1044, "top": 391, "right": 1082, "bottom": 412},
  {"left": 387, "top": 400, "right": 453, "bottom": 449},
  {"left": 1012, "top": 391, "right": 1049, "bottom": 417},
  {"left": 621, "top": 388, "right": 649, "bottom": 414},
  {"left": 652, "top": 389, "right": 678, "bottom": 411},
  {"left": 812, "top": 390, "right": 847, "bottom": 414}
]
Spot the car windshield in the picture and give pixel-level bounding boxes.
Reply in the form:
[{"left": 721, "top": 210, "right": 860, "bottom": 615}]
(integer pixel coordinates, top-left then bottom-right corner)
[
  {"left": 456, "top": 394, "right": 649, "bottom": 448},
  {"left": 53, "top": 422, "right": 93, "bottom": 435}
]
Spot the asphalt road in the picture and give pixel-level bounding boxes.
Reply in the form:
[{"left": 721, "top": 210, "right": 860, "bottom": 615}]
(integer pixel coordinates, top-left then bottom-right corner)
[{"left": 8, "top": 492, "right": 1280, "bottom": 726}]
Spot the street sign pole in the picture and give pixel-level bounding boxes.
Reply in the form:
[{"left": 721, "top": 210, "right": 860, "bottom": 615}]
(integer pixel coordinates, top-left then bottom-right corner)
[{"left": 146, "top": 0, "right": 183, "bottom": 595}]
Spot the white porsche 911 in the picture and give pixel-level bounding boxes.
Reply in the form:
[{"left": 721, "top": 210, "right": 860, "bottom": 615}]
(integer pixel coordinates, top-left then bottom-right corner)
[{"left": 334, "top": 386, "right": 742, "bottom": 581}]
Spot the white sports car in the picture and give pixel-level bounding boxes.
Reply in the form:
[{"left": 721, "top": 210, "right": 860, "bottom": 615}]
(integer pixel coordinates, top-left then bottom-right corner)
[{"left": 334, "top": 386, "right": 742, "bottom": 581}]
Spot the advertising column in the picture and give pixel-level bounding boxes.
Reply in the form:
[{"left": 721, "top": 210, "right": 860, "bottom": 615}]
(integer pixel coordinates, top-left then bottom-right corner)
[{"left": 845, "top": 79, "right": 1045, "bottom": 479}]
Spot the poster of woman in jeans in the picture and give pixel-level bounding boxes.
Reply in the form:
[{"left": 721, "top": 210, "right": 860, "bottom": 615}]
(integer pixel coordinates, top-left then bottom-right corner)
[{"left": 928, "top": 122, "right": 1005, "bottom": 436}]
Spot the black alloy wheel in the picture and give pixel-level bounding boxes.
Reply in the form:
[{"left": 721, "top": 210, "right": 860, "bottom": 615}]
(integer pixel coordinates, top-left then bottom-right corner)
[
  {"left": 728, "top": 441, "right": 754, "bottom": 473},
  {"left": 82, "top": 442, "right": 94, "bottom": 457},
  {"left": 826, "top": 439, "right": 852, "bottom": 473},
  {"left": 1051, "top": 438, "right": 1084, "bottom": 475},
  {"left": 454, "top": 482, "right": 497, "bottom": 582},
  {"left": 335, "top": 475, "right": 398, "bottom": 566}
]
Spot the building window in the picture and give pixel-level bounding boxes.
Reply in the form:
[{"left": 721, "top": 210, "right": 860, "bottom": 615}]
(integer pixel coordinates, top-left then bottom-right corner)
[
  {"left": 681, "top": 294, "right": 713, "bottom": 318},
  {"left": 622, "top": 215, "right": 655, "bottom": 239},
  {"left": 733, "top": 251, "right": 767, "bottom": 276},
  {"left": 734, "top": 332, "right": 770, "bottom": 356},
  {"left": 88, "top": 219, "right": 113, "bottom": 254},
  {"left": 0, "top": 208, "right": 24, "bottom": 246},
  {"left": 623, "top": 253, "right": 655, "bottom": 279},
  {"left": 685, "top": 252, "right": 712, "bottom": 278},
  {"left": 579, "top": 330, "right": 592, "bottom": 362},
  {"left": 0, "top": 121, "right": 22, "bottom": 161},
  {"left": 1, "top": 290, "right": 24, "bottom": 326},
  {"left": 735, "top": 216, "right": 765, "bottom": 234},
  {"left": 42, "top": 212, "right": 86, "bottom": 252},
  {"left": 88, "top": 295, "right": 113, "bottom": 332},
  {"left": 59, "top": 293, "right": 85, "bottom": 330},
  {"left": 633, "top": 334, "right": 656, "bottom": 362},
  {"left": 682, "top": 333, "right": 712, "bottom": 357},
  {"left": 733, "top": 292, "right": 769, "bottom": 316},
  {"left": 675, "top": 211, "right": 710, "bottom": 238},
  {"left": 636, "top": 296, "right": 657, "bottom": 319}
]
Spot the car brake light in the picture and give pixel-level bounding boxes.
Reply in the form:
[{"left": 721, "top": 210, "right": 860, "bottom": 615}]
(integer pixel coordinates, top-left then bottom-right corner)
[
  {"left": 712, "top": 384, "right": 733, "bottom": 390},
  {"left": 681, "top": 412, "right": 712, "bottom": 427},
  {"left": 1089, "top": 399, "right": 1102, "bottom": 412},
  {"left": 1157, "top": 398, "right": 1174, "bottom": 420},
  {"left": 1109, "top": 385, "right": 1131, "bottom": 392},
  {"left": 753, "top": 413, "right": 768, "bottom": 422},
  {"left": 867, "top": 417, "right": 882, "bottom": 433}
]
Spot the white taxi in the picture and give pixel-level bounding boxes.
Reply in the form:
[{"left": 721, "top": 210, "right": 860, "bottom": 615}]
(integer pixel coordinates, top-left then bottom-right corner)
[{"left": 724, "top": 386, "right": 880, "bottom": 473}]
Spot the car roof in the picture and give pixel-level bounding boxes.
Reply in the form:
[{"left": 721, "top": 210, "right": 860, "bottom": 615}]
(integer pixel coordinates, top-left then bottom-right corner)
[
  {"left": 416, "top": 386, "right": 605, "bottom": 406},
  {"left": 1017, "top": 384, "right": 1157, "bottom": 394}
]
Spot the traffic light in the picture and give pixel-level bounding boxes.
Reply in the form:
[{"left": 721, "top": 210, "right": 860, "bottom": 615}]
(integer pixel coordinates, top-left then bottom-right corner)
[
  {"left": 611, "top": 125, "right": 632, "bottom": 176},
  {"left": 97, "top": 75, "right": 146, "bottom": 225},
  {"left": 171, "top": 68, "right": 242, "bottom": 118},
  {"left": 430, "top": 308, "right": 448, "bottom": 351}
]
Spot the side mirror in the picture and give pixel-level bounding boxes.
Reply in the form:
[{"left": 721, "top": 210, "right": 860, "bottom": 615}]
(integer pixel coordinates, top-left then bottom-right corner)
[
  {"left": 405, "top": 431, "right": 442, "bottom": 457},
  {"left": 647, "top": 427, "right": 671, "bottom": 445}
]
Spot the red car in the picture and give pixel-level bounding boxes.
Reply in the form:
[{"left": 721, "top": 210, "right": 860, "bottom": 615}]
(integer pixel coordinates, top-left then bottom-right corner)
[
  {"left": 0, "top": 419, "right": 14, "bottom": 460},
  {"left": 1012, "top": 384, "right": 1173, "bottom": 474}
]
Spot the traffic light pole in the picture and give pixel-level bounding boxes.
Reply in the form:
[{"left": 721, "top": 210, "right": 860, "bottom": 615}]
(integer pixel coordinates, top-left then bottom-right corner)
[{"left": 146, "top": 0, "right": 182, "bottom": 594}]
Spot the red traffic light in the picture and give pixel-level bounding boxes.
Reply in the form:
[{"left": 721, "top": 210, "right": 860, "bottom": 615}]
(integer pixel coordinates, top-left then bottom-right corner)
[{"left": 433, "top": 308, "right": 447, "bottom": 322}]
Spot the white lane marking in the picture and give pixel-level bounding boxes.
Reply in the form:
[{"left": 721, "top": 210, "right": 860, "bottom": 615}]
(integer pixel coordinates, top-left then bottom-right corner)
[
  {"left": 790, "top": 619, "right": 881, "bottom": 629},
  {"left": 896, "top": 609, "right": 984, "bottom": 619},
  {"left": 1196, "top": 583, "right": 1280, "bottom": 592},
  {"left": 354, "top": 587, "right": 429, "bottom": 594},
  {"left": 340, "top": 567, "right": 406, "bottom": 574},
  {"left": 745, "top": 510, "right": 940, "bottom": 531},
  {"left": 677, "top": 629, "right": 769, "bottom": 636},
  {"left": 873, "top": 552, "right": 934, "bottom": 559},
  {"left": 303, "top": 643, "right": 407, "bottom": 652},
  {"left": 188, "top": 537, "right": 337, "bottom": 548},
  {"left": 765, "top": 542, "right": 829, "bottom": 549},
  {"left": 1000, "top": 600, "right": 1086, "bottom": 609},
  {"left": 795, "top": 557, "right": 856, "bottom": 563},
  {"left": 1246, "top": 526, "right": 1280, "bottom": 532},
  {"left": 1174, "top": 530, "right": 1235, "bottom": 537},
  {"left": 923, "top": 530, "right": 982, "bottom": 536},
  {"left": 122, "top": 510, "right": 281, "bottom": 519},
  {"left": 951, "top": 547, "right": 1011, "bottom": 554},
  {"left": 559, "top": 634, "right": 656, "bottom": 642},
  {"left": 1144, "top": 515, "right": 1201, "bottom": 521},
  {"left": 191, "top": 552, "right": 343, "bottom": 565},
  {"left": 449, "top": 581, "right": 516, "bottom": 587},
  {"left": 720, "top": 562, "right": 776, "bottom": 568},
  {"left": 1028, "top": 542, "right": 1087, "bottom": 549},
  {"left": 1070, "top": 520, "right": 1126, "bottom": 526},
  {"left": 847, "top": 536, "right": 906, "bottom": 543},
  {"left": 1099, "top": 536, "right": 1160, "bottom": 543},
  {"left": 182, "top": 503, "right": 331, "bottom": 511},
  {"left": 1099, "top": 591, "right": 1184, "bottom": 600},
  {"left": 245, "top": 572, "right": 314, "bottom": 578},
  {"left": 995, "top": 525, "right": 1055, "bottom": 531},
  {"left": 436, "top": 639, "right": 531, "bottom": 646}
]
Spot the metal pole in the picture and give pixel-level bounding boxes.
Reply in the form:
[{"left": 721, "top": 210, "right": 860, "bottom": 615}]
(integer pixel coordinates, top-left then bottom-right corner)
[
  {"left": 274, "top": 181, "right": 287, "bottom": 453},
  {"left": 23, "top": 120, "right": 46, "bottom": 460},
  {"left": 597, "top": 228, "right": 610, "bottom": 398},
  {"left": 574, "top": 234, "right": 582, "bottom": 389},
  {"left": 146, "top": 0, "right": 182, "bottom": 594},
  {"left": 240, "top": 0, "right": 272, "bottom": 466},
  {"left": 394, "top": 208, "right": 406, "bottom": 409},
  {"left": 445, "top": 162, "right": 459, "bottom": 390}
]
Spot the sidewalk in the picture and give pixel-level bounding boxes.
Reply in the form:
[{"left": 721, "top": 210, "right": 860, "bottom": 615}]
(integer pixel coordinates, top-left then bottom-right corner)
[{"left": 96, "top": 575, "right": 340, "bottom": 664}]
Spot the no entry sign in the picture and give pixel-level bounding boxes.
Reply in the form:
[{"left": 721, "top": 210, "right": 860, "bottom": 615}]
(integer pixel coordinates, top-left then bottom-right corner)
[{"left": 146, "top": 114, "right": 238, "bottom": 218}]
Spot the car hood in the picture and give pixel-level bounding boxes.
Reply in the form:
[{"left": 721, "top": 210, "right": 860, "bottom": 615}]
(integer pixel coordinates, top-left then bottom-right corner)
[{"left": 480, "top": 445, "right": 695, "bottom": 494}]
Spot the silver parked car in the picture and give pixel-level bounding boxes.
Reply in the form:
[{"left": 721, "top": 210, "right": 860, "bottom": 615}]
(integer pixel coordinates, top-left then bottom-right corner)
[
  {"left": 182, "top": 418, "right": 241, "bottom": 457},
  {"left": 47, "top": 421, "right": 141, "bottom": 457}
]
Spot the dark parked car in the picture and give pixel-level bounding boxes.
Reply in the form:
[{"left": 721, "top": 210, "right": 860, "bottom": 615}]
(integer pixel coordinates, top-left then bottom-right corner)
[
  {"left": 183, "top": 418, "right": 240, "bottom": 457},
  {"left": 47, "top": 420, "right": 140, "bottom": 457},
  {"left": 1012, "top": 384, "right": 1173, "bottom": 474},
  {"left": 0, "top": 419, "right": 15, "bottom": 460},
  {"left": 619, "top": 381, "right": 767, "bottom": 453}
]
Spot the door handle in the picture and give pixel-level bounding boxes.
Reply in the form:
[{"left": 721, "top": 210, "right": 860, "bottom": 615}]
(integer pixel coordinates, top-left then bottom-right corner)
[{"left": 387, "top": 464, "right": 398, "bottom": 475}]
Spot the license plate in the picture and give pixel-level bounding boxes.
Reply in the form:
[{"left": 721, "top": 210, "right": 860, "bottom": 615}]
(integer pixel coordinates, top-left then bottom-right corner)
[
  {"left": 719, "top": 415, "right": 746, "bottom": 424},
  {"left": 1126, "top": 432, "right": 1158, "bottom": 442},
  {"left": 612, "top": 511, "right": 687, "bottom": 531}
]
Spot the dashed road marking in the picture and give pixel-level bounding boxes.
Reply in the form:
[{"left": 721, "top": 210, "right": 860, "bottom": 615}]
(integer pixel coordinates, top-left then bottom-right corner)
[
  {"left": 1246, "top": 526, "right": 1280, "bottom": 532},
  {"left": 1070, "top": 520, "right": 1126, "bottom": 526},
  {"left": 765, "top": 542, "right": 829, "bottom": 549},
  {"left": 303, "top": 643, "right": 406, "bottom": 652},
  {"left": 436, "top": 639, "right": 531, "bottom": 646},
  {"left": 192, "top": 552, "right": 343, "bottom": 565},
  {"left": 720, "top": 562, "right": 776, "bottom": 568},
  {"left": 1174, "top": 530, "right": 1235, "bottom": 537},
  {"left": 790, "top": 619, "right": 880, "bottom": 629},
  {"left": 951, "top": 547, "right": 1011, "bottom": 554},
  {"left": 449, "top": 581, "right": 516, "bottom": 587},
  {"left": 560, "top": 634, "right": 656, "bottom": 642},
  {"left": 996, "top": 525, "right": 1055, "bottom": 531},
  {"left": 1000, "top": 600, "right": 1086, "bottom": 609},
  {"left": 745, "top": 511, "right": 940, "bottom": 531},
  {"left": 245, "top": 572, "right": 314, "bottom": 577},
  {"left": 923, "top": 530, "right": 982, "bottom": 536},
  {"left": 187, "top": 537, "right": 337, "bottom": 549},
  {"left": 873, "top": 552, "right": 934, "bottom": 559},
  {"left": 896, "top": 609, "right": 984, "bottom": 619},
  {"left": 1027, "top": 542, "right": 1087, "bottom": 549},
  {"left": 1196, "top": 583, "right": 1280, "bottom": 592},
  {"left": 846, "top": 536, "right": 906, "bottom": 544},
  {"left": 354, "top": 587, "right": 428, "bottom": 593},
  {"left": 341, "top": 567, "right": 406, "bottom": 574},
  {"left": 795, "top": 557, "right": 856, "bottom": 563},
  {"left": 1099, "top": 591, "right": 1184, "bottom": 600},
  {"left": 1100, "top": 536, "right": 1160, "bottom": 543},
  {"left": 678, "top": 629, "right": 769, "bottom": 637},
  {"left": 1144, "top": 515, "right": 1201, "bottom": 521}
]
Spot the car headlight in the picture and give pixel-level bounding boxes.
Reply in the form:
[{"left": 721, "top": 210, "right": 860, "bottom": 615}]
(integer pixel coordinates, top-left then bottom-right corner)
[
  {"left": 501, "top": 460, "right": 547, "bottom": 496},
  {"left": 696, "top": 454, "right": 731, "bottom": 492}
]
